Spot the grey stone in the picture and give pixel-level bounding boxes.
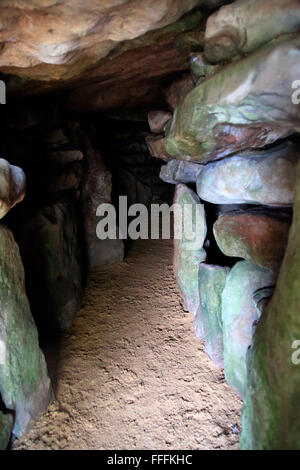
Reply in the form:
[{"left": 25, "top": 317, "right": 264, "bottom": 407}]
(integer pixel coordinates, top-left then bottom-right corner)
[
  {"left": 196, "top": 142, "right": 300, "bottom": 206},
  {"left": 221, "top": 260, "right": 276, "bottom": 398}
]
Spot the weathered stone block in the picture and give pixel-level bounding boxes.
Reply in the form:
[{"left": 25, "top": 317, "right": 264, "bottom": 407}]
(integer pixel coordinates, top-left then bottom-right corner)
[
  {"left": 204, "top": 0, "right": 300, "bottom": 63},
  {"left": 213, "top": 209, "right": 291, "bottom": 271},
  {"left": 166, "top": 37, "right": 300, "bottom": 162},
  {"left": 222, "top": 260, "right": 276, "bottom": 398},
  {"left": 196, "top": 141, "right": 300, "bottom": 206},
  {"left": 195, "top": 264, "right": 229, "bottom": 367}
]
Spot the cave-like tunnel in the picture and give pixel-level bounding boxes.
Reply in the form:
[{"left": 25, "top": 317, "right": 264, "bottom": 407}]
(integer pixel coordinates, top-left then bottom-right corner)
[{"left": 0, "top": 0, "right": 300, "bottom": 453}]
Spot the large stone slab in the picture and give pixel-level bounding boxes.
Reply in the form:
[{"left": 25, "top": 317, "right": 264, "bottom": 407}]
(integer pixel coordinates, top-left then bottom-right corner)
[
  {"left": 0, "top": 225, "right": 52, "bottom": 437},
  {"left": 173, "top": 184, "right": 207, "bottom": 315},
  {"left": 165, "top": 37, "right": 300, "bottom": 162},
  {"left": 222, "top": 260, "right": 276, "bottom": 398},
  {"left": 204, "top": 0, "right": 300, "bottom": 63},
  {"left": 240, "top": 161, "right": 300, "bottom": 450},
  {"left": 0, "top": 0, "right": 203, "bottom": 81},
  {"left": 195, "top": 264, "right": 229, "bottom": 367},
  {"left": 213, "top": 209, "right": 291, "bottom": 271},
  {"left": 0, "top": 159, "right": 25, "bottom": 219},
  {"left": 196, "top": 142, "right": 300, "bottom": 206}
]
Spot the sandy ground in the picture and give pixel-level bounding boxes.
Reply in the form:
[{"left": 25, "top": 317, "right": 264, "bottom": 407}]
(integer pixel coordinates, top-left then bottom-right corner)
[{"left": 14, "top": 239, "right": 242, "bottom": 450}]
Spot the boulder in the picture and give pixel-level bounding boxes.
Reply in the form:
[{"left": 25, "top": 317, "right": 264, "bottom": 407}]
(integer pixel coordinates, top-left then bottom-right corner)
[
  {"left": 20, "top": 201, "right": 83, "bottom": 332},
  {"left": 148, "top": 111, "right": 172, "bottom": 134},
  {"left": 160, "top": 159, "right": 202, "bottom": 184},
  {"left": 196, "top": 141, "right": 300, "bottom": 206},
  {"left": 165, "top": 37, "right": 300, "bottom": 162},
  {"left": 173, "top": 184, "right": 207, "bottom": 315},
  {"left": 0, "top": 159, "right": 26, "bottom": 219},
  {"left": 195, "top": 264, "right": 229, "bottom": 367},
  {"left": 240, "top": 161, "right": 300, "bottom": 450},
  {"left": 0, "top": 225, "right": 52, "bottom": 437},
  {"left": 204, "top": 0, "right": 300, "bottom": 63},
  {"left": 0, "top": 411, "right": 13, "bottom": 450},
  {"left": 222, "top": 260, "right": 276, "bottom": 398},
  {"left": 163, "top": 72, "right": 195, "bottom": 111},
  {"left": 213, "top": 208, "right": 291, "bottom": 271}
]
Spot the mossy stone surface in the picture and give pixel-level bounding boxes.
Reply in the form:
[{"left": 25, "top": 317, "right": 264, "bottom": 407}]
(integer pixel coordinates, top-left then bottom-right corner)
[
  {"left": 0, "top": 225, "right": 52, "bottom": 437},
  {"left": 165, "top": 37, "right": 300, "bottom": 162},
  {"left": 195, "top": 264, "right": 229, "bottom": 367},
  {"left": 240, "top": 162, "right": 300, "bottom": 449},
  {"left": 221, "top": 260, "right": 276, "bottom": 399}
]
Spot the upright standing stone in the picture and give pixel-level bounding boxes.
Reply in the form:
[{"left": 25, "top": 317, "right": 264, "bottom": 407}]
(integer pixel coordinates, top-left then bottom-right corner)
[
  {"left": 173, "top": 184, "right": 207, "bottom": 315},
  {"left": 0, "top": 225, "right": 52, "bottom": 438},
  {"left": 20, "top": 201, "right": 83, "bottom": 332},
  {"left": 240, "top": 162, "right": 300, "bottom": 450},
  {"left": 67, "top": 121, "right": 124, "bottom": 268},
  {"left": 195, "top": 264, "right": 230, "bottom": 367},
  {"left": 221, "top": 260, "right": 276, "bottom": 398}
]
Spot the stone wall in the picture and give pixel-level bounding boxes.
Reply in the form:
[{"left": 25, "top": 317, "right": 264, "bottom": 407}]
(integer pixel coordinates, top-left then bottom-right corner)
[{"left": 148, "top": 0, "right": 300, "bottom": 450}]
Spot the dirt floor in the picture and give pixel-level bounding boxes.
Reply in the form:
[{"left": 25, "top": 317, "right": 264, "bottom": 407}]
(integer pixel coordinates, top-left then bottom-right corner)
[{"left": 14, "top": 239, "right": 242, "bottom": 450}]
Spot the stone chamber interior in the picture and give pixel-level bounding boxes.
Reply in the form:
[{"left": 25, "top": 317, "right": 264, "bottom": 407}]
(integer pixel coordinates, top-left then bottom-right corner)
[{"left": 0, "top": 0, "right": 300, "bottom": 451}]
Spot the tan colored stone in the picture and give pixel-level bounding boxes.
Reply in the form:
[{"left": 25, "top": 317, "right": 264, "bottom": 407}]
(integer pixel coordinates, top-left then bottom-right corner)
[
  {"left": 0, "top": 159, "right": 25, "bottom": 219},
  {"left": 148, "top": 111, "right": 172, "bottom": 134},
  {"left": 0, "top": 0, "right": 203, "bottom": 81}
]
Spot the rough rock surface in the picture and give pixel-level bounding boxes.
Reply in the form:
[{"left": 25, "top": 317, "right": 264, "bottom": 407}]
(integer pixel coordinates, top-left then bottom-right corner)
[
  {"left": 160, "top": 159, "right": 202, "bottom": 184},
  {"left": 195, "top": 264, "right": 229, "bottom": 367},
  {"left": 166, "top": 37, "right": 300, "bottom": 162},
  {"left": 20, "top": 201, "right": 83, "bottom": 332},
  {"left": 0, "top": 0, "right": 203, "bottom": 81},
  {"left": 163, "top": 72, "right": 195, "bottom": 111},
  {"left": 173, "top": 184, "right": 207, "bottom": 315},
  {"left": 67, "top": 122, "right": 124, "bottom": 268},
  {"left": 146, "top": 135, "right": 172, "bottom": 161},
  {"left": 204, "top": 0, "right": 300, "bottom": 63},
  {"left": 0, "top": 225, "right": 52, "bottom": 438},
  {"left": 189, "top": 52, "right": 220, "bottom": 83},
  {"left": 222, "top": 260, "right": 276, "bottom": 398},
  {"left": 240, "top": 162, "right": 300, "bottom": 450},
  {"left": 0, "top": 159, "right": 25, "bottom": 219},
  {"left": 196, "top": 142, "right": 300, "bottom": 206},
  {"left": 148, "top": 111, "right": 173, "bottom": 134},
  {"left": 213, "top": 209, "right": 291, "bottom": 271},
  {"left": 0, "top": 411, "right": 13, "bottom": 450}
]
